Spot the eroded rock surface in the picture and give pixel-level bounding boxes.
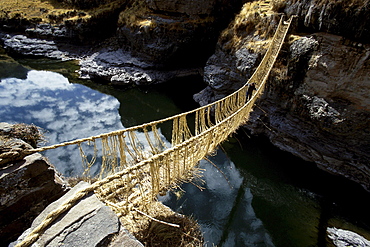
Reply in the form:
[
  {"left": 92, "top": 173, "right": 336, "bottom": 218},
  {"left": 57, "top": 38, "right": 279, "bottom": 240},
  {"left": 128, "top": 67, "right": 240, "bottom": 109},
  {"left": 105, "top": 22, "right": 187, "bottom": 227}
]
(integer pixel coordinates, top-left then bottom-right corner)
[
  {"left": 0, "top": 123, "right": 68, "bottom": 245},
  {"left": 193, "top": 1, "right": 370, "bottom": 191},
  {"left": 10, "top": 182, "right": 122, "bottom": 247},
  {"left": 0, "top": 153, "right": 67, "bottom": 245},
  {"left": 327, "top": 227, "right": 370, "bottom": 247},
  {"left": 247, "top": 32, "right": 370, "bottom": 191}
]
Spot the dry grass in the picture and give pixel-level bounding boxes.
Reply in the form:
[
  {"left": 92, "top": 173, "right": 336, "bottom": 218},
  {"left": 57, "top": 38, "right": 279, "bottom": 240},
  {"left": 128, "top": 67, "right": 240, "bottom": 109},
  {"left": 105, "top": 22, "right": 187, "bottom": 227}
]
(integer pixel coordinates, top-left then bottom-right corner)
[
  {"left": 219, "top": 0, "right": 279, "bottom": 53},
  {"left": 120, "top": 201, "right": 203, "bottom": 247},
  {"left": 0, "top": 0, "right": 125, "bottom": 24},
  {"left": 117, "top": 0, "right": 150, "bottom": 28},
  {"left": 0, "top": 0, "right": 80, "bottom": 23},
  {"left": 271, "top": 0, "right": 286, "bottom": 12},
  {"left": 117, "top": 0, "right": 214, "bottom": 32},
  {"left": 1, "top": 123, "right": 46, "bottom": 148}
]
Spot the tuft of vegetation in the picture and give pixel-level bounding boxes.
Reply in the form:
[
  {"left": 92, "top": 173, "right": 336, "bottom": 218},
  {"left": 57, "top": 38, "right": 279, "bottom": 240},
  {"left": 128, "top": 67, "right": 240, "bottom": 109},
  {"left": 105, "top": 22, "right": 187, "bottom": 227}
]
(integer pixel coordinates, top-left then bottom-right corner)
[
  {"left": 0, "top": 0, "right": 128, "bottom": 25},
  {"left": 120, "top": 201, "right": 203, "bottom": 247},
  {"left": 2, "top": 123, "right": 46, "bottom": 148},
  {"left": 117, "top": 0, "right": 214, "bottom": 32},
  {"left": 271, "top": 0, "right": 286, "bottom": 12},
  {"left": 219, "top": 0, "right": 279, "bottom": 53},
  {"left": 59, "top": 0, "right": 126, "bottom": 10}
]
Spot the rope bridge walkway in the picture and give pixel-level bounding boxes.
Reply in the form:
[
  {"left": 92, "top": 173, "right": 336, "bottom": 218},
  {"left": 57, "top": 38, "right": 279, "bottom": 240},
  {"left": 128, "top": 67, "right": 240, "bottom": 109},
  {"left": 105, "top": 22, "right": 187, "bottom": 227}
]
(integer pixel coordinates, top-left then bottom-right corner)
[{"left": 16, "top": 16, "right": 293, "bottom": 247}]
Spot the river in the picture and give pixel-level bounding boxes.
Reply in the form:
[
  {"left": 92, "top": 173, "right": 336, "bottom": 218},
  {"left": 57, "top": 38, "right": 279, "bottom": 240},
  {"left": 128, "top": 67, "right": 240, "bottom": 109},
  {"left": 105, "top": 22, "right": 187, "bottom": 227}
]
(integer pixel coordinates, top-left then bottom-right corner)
[{"left": 1, "top": 48, "right": 369, "bottom": 246}]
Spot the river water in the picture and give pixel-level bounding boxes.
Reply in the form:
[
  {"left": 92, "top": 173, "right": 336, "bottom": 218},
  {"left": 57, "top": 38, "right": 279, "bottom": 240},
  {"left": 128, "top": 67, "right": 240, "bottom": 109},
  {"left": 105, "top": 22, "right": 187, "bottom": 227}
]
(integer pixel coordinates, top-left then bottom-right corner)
[{"left": 1, "top": 49, "right": 369, "bottom": 246}]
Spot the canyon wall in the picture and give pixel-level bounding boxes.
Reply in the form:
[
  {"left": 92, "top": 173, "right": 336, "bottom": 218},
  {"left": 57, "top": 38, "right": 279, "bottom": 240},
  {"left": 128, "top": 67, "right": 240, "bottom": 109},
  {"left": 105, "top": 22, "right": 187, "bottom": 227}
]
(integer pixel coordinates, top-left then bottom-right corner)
[
  {"left": 0, "top": 0, "right": 369, "bottom": 191},
  {"left": 194, "top": 0, "right": 370, "bottom": 191}
]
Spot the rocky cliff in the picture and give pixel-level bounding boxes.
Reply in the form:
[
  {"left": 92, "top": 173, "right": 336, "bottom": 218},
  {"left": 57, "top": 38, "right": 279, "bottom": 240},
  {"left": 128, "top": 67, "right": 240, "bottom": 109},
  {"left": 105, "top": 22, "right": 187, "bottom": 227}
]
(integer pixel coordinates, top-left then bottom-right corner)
[
  {"left": 0, "top": 0, "right": 369, "bottom": 192},
  {"left": 0, "top": 123, "right": 68, "bottom": 246},
  {"left": 0, "top": 0, "right": 241, "bottom": 84},
  {"left": 194, "top": 0, "right": 370, "bottom": 191}
]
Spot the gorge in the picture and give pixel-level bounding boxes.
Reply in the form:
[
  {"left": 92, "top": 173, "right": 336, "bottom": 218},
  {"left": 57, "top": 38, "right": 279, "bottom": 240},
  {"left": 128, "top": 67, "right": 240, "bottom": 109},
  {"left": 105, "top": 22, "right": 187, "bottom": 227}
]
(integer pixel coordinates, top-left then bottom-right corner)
[{"left": 0, "top": 0, "right": 369, "bottom": 246}]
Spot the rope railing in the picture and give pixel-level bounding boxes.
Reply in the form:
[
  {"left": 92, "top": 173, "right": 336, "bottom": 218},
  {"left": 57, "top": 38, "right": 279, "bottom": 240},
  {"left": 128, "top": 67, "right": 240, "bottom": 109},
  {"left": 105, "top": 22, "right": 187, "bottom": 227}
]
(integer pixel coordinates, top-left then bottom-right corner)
[{"left": 15, "top": 15, "right": 292, "bottom": 247}]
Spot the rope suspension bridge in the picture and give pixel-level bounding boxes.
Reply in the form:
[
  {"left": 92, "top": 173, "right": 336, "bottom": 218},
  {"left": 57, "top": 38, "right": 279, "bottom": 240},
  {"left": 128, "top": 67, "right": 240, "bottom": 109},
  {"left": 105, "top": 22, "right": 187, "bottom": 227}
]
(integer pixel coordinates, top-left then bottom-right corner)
[{"left": 16, "top": 15, "right": 293, "bottom": 247}]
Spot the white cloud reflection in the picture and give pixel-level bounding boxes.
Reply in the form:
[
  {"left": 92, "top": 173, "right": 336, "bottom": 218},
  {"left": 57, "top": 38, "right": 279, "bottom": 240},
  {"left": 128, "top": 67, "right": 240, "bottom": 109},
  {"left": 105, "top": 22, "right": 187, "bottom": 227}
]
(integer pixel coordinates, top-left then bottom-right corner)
[
  {"left": 1, "top": 70, "right": 170, "bottom": 176},
  {"left": 160, "top": 149, "right": 274, "bottom": 247}
]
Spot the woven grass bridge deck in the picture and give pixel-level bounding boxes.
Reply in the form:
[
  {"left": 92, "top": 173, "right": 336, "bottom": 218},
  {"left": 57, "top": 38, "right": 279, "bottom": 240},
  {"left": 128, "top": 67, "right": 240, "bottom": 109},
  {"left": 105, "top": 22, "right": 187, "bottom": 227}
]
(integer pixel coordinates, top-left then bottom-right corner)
[{"left": 15, "top": 15, "right": 293, "bottom": 247}]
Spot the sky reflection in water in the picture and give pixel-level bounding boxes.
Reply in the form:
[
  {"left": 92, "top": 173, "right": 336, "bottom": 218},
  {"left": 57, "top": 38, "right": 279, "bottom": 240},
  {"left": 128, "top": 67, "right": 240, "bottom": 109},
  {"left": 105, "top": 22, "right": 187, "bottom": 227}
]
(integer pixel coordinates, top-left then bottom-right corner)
[
  {"left": 0, "top": 70, "right": 170, "bottom": 176},
  {"left": 1, "top": 68, "right": 274, "bottom": 245},
  {"left": 2, "top": 66, "right": 369, "bottom": 247},
  {"left": 160, "top": 149, "right": 275, "bottom": 247}
]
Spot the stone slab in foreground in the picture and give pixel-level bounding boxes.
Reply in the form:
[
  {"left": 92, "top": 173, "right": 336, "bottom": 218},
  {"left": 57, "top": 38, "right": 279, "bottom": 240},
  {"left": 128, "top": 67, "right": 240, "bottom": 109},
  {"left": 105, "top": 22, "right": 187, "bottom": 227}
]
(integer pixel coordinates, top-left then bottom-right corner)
[{"left": 10, "top": 182, "right": 123, "bottom": 246}]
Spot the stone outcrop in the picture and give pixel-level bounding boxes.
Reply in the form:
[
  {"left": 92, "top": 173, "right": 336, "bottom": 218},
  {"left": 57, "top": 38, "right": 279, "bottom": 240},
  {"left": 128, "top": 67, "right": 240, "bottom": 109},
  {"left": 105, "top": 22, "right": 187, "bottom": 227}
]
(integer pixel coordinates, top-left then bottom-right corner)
[
  {"left": 116, "top": 0, "right": 241, "bottom": 68},
  {"left": 193, "top": 1, "right": 370, "bottom": 191},
  {"left": 0, "top": 0, "right": 127, "bottom": 43},
  {"left": 0, "top": 152, "right": 67, "bottom": 245},
  {"left": 0, "top": 123, "right": 68, "bottom": 246},
  {"left": 285, "top": 0, "right": 369, "bottom": 43},
  {"left": 0, "top": 123, "right": 144, "bottom": 246},
  {"left": 327, "top": 227, "right": 370, "bottom": 247},
  {"left": 1, "top": 0, "right": 241, "bottom": 85},
  {"left": 1, "top": 0, "right": 369, "bottom": 192},
  {"left": 246, "top": 32, "right": 370, "bottom": 191},
  {"left": 77, "top": 39, "right": 202, "bottom": 85},
  {"left": 1, "top": 34, "right": 71, "bottom": 60},
  {"left": 10, "top": 182, "right": 126, "bottom": 247}
]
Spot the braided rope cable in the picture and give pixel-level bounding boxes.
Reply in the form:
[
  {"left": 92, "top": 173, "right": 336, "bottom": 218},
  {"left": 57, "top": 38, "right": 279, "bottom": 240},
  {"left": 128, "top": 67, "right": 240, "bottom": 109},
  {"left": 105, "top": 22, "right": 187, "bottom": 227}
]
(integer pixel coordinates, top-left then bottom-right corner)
[{"left": 15, "top": 16, "right": 292, "bottom": 247}]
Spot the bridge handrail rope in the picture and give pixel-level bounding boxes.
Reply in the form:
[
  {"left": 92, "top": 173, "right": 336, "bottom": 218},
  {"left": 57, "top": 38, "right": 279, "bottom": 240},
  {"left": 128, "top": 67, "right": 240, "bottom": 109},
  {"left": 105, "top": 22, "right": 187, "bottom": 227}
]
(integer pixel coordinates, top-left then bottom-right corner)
[{"left": 16, "top": 15, "right": 293, "bottom": 247}]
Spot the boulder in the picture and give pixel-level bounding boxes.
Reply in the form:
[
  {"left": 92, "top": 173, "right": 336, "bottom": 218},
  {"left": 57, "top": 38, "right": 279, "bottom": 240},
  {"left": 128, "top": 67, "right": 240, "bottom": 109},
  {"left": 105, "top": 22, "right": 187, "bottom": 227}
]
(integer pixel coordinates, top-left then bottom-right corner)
[
  {"left": 0, "top": 153, "right": 67, "bottom": 245},
  {"left": 247, "top": 32, "right": 370, "bottom": 191},
  {"left": 11, "top": 182, "right": 122, "bottom": 247},
  {"left": 327, "top": 227, "right": 370, "bottom": 247},
  {"left": 2, "top": 34, "right": 70, "bottom": 60}
]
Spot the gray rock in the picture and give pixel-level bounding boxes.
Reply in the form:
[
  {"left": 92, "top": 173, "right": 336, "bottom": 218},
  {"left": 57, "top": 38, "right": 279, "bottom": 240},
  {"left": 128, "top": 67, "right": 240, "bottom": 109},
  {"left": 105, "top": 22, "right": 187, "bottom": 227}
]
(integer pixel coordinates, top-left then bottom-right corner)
[
  {"left": 109, "top": 229, "right": 144, "bottom": 247},
  {"left": 25, "top": 24, "right": 69, "bottom": 39},
  {"left": 78, "top": 48, "right": 201, "bottom": 85},
  {"left": 0, "top": 153, "right": 67, "bottom": 245},
  {"left": 194, "top": 2, "right": 370, "bottom": 191},
  {"left": 327, "top": 227, "right": 370, "bottom": 247},
  {"left": 289, "top": 36, "right": 318, "bottom": 61},
  {"left": 2, "top": 35, "right": 70, "bottom": 60},
  {"left": 11, "top": 181, "right": 121, "bottom": 247},
  {"left": 285, "top": 0, "right": 369, "bottom": 42},
  {"left": 194, "top": 48, "right": 257, "bottom": 106}
]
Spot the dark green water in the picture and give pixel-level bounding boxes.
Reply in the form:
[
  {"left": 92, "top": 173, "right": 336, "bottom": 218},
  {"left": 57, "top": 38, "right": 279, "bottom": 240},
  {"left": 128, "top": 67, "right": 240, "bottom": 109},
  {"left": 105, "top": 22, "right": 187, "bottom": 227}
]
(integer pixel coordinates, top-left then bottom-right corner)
[{"left": 1, "top": 49, "right": 369, "bottom": 246}]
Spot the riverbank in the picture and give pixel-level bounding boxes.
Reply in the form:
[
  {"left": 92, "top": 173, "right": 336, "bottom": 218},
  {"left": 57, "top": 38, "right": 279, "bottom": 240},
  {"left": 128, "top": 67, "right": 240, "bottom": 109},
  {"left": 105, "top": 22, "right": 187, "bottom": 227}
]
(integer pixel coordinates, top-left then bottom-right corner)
[
  {"left": 2, "top": 0, "right": 368, "bottom": 193},
  {"left": 0, "top": 122, "right": 203, "bottom": 246},
  {"left": 1, "top": 48, "right": 369, "bottom": 246},
  {"left": 1, "top": 0, "right": 369, "bottom": 245}
]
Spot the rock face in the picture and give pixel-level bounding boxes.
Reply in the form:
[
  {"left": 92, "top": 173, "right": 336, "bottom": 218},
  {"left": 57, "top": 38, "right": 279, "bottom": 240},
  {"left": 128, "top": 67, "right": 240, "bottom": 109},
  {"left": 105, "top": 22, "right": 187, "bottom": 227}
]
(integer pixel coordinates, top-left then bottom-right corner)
[
  {"left": 0, "top": 123, "right": 68, "bottom": 246},
  {"left": 0, "top": 153, "right": 67, "bottom": 246},
  {"left": 116, "top": 0, "right": 241, "bottom": 67},
  {"left": 285, "top": 0, "right": 369, "bottom": 43},
  {"left": 11, "top": 182, "right": 122, "bottom": 247},
  {"left": 327, "top": 227, "right": 370, "bottom": 247},
  {"left": 2, "top": 34, "right": 70, "bottom": 60},
  {"left": 247, "top": 32, "right": 370, "bottom": 191},
  {"left": 0, "top": 0, "right": 241, "bottom": 85},
  {"left": 194, "top": 1, "right": 370, "bottom": 191}
]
